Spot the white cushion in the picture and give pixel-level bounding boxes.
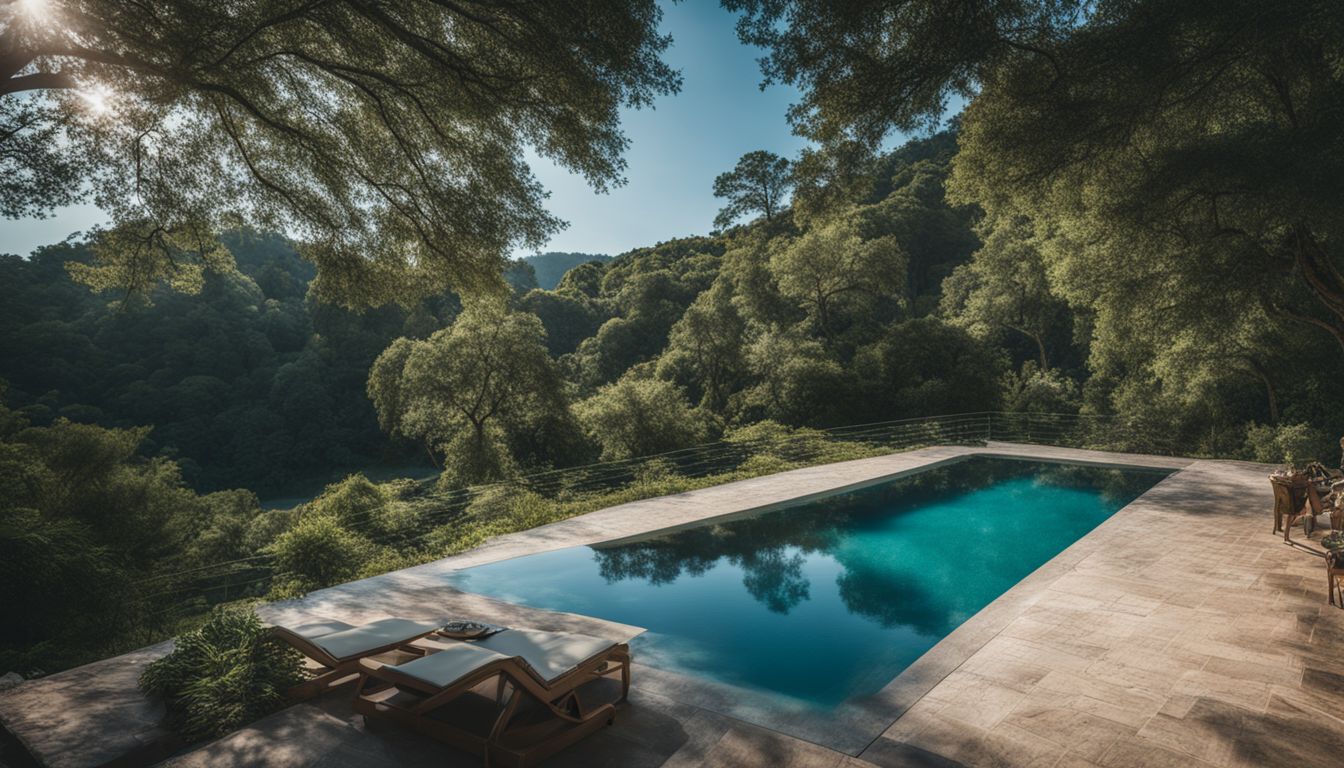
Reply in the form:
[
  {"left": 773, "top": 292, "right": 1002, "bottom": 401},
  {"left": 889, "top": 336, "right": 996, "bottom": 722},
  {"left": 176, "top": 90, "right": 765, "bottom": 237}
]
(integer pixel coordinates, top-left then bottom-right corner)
[
  {"left": 394, "top": 643, "right": 511, "bottom": 688},
  {"left": 472, "top": 630, "right": 616, "bottom": 684},
  {"left": 309, "top": 618, "right": 444, "bottom": 661}
]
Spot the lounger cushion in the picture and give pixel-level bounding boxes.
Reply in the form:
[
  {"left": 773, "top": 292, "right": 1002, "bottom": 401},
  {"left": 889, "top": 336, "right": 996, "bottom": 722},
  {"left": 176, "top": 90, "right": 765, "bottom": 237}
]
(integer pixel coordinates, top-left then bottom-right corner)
[
  {"left": 473, "top": 630, "right": 616, "bottom": 684},
  {"left": 289, "top": 620, "right": 356, "bottom": 639},
  {"left": 310, "top": 618, "right": 445, "bottom": 661},
  {"left": 394, "top": 642, "right": 513, "bottom": 688}
]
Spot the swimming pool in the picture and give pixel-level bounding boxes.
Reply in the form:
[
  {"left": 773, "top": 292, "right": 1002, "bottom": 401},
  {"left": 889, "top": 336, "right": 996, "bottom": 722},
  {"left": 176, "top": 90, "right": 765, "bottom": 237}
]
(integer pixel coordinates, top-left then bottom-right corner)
[{"left": 444, "top": 457, "right": 1170, "bottom": 709}]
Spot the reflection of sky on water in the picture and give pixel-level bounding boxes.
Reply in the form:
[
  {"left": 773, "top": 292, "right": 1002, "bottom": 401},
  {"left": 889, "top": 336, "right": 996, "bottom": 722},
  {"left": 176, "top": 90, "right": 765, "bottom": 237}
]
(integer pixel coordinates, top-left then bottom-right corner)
[{"left": 445, "top": 458, "right": 1169, "bottom": 707}]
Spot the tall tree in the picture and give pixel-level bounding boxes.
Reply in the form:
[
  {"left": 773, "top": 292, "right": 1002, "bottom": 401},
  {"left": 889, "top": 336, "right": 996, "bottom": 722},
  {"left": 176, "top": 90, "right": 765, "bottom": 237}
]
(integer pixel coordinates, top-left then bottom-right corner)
[
  {"left": 769, "top": 219, "right": 904, "bottom": 339},
  {"left": 366, "top": 302, "right": 567, "bottom": 486},
  {"left": 656, "top": 275, "right": 748, "bottom": 412},
  {"left": 941, "top": 216, "right": 1068, "bottom": 370},
  {"left": 1, "top": 0, "right": 679, "bottom": 305},
  {"left": 726, "top": 0, "right": 1344, "bottom": 354},
  {"left": 712, "top": 150, "right": 794, "bottom": 229}
]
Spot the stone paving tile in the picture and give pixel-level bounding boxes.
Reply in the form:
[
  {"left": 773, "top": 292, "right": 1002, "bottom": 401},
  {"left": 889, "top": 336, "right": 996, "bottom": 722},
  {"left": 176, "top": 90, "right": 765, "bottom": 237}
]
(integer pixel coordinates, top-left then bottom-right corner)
[
  {"left": 160, "top": 705, "right": 360, "bottom": 768},
  {"left": 908, "top": 716, "right": 1066, "bottom": 768},
  {"left": 932, "top": 674, "right": 1029, "bottom": 730},
  {"left": 857, "top": 736, "right": 969, "bottom": 767},
  {"left": 1001, "top": 690, "right": 1135, "bottom": 763},
  {"left": 0, "top": 642, "right": 176, "bottom": 768},
  {"left": 1099, "top": 736, "right": 1221, "bottom": 767},
  {"left": 689, "top": 725, "right": 848, "bottom": 768}
]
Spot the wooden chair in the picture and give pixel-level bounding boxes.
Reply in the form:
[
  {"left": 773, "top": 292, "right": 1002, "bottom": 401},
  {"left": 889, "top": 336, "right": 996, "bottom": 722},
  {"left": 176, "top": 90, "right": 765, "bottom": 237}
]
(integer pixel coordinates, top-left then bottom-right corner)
[
  {"left": 1272, "top": 473, "right": 1309, "bottom": 539},
  {"left": 354, "top": 629, "right": 631, "bottom": 767},
  {"left": 1271, "top": 473, "right": 1329, "bottom": 541},
  {"left": 1328, "top": 550, "right": 1344, "bottom": 608},
  {"left": 1305, "top": 482, "right": 1334, "bottom": 536}
]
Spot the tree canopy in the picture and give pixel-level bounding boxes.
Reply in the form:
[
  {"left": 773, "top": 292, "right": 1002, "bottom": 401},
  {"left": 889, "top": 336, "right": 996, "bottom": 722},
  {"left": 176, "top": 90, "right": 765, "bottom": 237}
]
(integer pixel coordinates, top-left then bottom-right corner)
[
  {"left": 725, "top": 0, "right": 1344, "bottom": 452},
  {"left": 367, "top": 300, "right": 570, "bottom": 486},
  {"left": 1, "top": 0, "right": 679, "bottom": 305},
  {"left": 712, "top": 150, "right": 794, "bottom": 229}
]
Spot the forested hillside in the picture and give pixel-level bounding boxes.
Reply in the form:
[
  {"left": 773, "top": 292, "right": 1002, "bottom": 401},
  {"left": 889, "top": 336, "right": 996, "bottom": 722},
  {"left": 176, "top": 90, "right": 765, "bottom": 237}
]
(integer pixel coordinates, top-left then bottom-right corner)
[
  {"left": 371, "top": 128, "right": 1344, "bottom": 487},
  {"left": 523, "top": 252, "right": 612, "bottom": 290},
  {"left": 0, "top": 231, "right": 456, "bottom": 494},
  {"left": 3, "top": 129, "right": 1340, "bottom": 501}
]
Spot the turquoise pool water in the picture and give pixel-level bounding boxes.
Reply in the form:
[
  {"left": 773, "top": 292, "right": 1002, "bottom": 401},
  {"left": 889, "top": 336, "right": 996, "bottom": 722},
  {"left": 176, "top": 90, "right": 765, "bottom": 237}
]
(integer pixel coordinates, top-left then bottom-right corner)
[{"left": 444, "top": 458, "right": 1169, "bottom": 707}]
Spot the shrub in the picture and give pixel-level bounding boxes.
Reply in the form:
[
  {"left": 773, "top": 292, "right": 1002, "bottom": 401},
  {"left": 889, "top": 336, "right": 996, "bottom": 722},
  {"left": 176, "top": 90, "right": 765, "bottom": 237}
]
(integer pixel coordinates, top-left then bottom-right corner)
[
  {"left": 242, "top": 508, "right": 298, "bottom": 553},
  {"left": 466, "top": 485, "right": 552, "bottom": 524},
  {"left": 425, "top": 522, "right": 496, "bottom": 557},
  {"left": 1245, "top": 422, "right": 1332, "bottom": 467},
  {"left": 139, "top": 607, "right": 304, "bottom": 743},
  {"left": 735, "top": 453, "right": 798, "bottom": 476},
  {"left": 576, "top": 377, "right": 713, "bottom": 460},
  {"left": 267, "top": 514, "right": 373, "bottom": 595},
  {"left": 435, "top": 426, "right": 518, "bottom": 491},
  {"left": 723, "top": 419, "right": 795, "bottom": 446},
  {"left": 1001, "top": 363, "right": 1081, "bottom": 415},
  {"left": 305, "top": 474, "right": 387, "bottom": 535}
]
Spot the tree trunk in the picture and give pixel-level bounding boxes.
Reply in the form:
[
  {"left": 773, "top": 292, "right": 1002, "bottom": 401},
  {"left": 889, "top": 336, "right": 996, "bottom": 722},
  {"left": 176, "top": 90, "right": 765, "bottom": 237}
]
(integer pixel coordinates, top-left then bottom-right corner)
[
  {"left": 815, "top": 293, "right": 832, "bottom": 339},
  {"left": 1292, "top": 229, "right": 1344, "bottom": 349},
  {"left": 1006, "top": 324, "right": 1049, "bottom": 369},
  {"left": 1246, "top": 363, "right": 1280, "bottom": 425}
]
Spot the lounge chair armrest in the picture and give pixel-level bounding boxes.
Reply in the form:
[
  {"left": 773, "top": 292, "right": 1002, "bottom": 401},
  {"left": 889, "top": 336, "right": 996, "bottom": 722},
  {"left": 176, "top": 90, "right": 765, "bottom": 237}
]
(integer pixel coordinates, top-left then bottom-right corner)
[{"left": 358, "top": 657, "right": 388, "bottom": 673}]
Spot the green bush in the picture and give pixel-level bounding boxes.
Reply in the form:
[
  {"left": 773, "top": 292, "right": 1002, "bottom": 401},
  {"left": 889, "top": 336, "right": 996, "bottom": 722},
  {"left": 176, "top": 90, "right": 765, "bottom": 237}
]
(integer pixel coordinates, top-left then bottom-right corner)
[
  {"left": 267, "top": 514, "right": 374, "bottom": 595},
  {"left": 435, "top": 426, "right": 518, "bottom": 491},
  {"left": 305, "top": 474, "right": 387, "bottom": 535},
  {"left": 1245, "top": 422, "right": 1332, "bottom": 467},
  {"left": 466, "top": 485, "right": 552, "bottom": 524},
  {"left": 243, "top": 508, "right": 299, "bottom": 553},
  {"left": 575, "top": 377, "right": 714, "bottom": 460},
  {"left": 1001, "top": 363, "right": 1081, "bottom": 415},
  {"left": 139, "top": 607, "right": 304, "bottom": 743}
]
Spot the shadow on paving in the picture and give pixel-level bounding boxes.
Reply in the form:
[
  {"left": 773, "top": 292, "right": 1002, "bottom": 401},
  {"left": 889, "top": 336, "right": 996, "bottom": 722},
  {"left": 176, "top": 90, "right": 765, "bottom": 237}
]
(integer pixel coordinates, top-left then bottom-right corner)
[{"left": 159, "top": 680, "right": 691, "bottom": 768}]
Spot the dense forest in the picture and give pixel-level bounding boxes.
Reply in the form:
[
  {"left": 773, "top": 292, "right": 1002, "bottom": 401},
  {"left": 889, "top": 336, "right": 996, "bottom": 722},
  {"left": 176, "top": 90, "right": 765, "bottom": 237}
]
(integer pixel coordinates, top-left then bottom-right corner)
[
  {"left": 0, "top": 233, "right": 551, "bottom": 494},
  {"left": 3, "top": 6, "right": 1344, "bottom": 763},
  {"left": 4, "top": 130, "right": 1338, "bottom": 503}
]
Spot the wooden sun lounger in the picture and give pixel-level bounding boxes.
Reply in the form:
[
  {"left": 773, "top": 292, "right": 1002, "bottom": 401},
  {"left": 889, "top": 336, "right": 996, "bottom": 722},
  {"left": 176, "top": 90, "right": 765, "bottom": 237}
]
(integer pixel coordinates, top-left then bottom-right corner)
[
  {"left": 270, "top": 617, "right": 447, "bottom": 699},
  {"left": 353, "top": 629, "right": 631, "bottom": 767}
]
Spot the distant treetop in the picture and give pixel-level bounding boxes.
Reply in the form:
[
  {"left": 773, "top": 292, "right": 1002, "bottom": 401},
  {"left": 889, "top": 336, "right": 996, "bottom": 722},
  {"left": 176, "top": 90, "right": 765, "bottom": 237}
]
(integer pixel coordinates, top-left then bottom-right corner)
[
  {"left": 712, "top": 150, "right": 794, "bottom": 230},
  {"left": 523, "top": 252, "right": 613, "bottom": 290}
]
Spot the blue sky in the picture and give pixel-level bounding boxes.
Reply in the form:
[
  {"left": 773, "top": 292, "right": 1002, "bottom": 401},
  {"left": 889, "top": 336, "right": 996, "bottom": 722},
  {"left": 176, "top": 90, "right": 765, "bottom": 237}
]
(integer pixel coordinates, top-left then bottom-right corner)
[
  {"left": 0, "top": 2, "right": 809, "bottom": 259},
  {"left": 523, "top": 1, "right": 811, "bottom": 258}
]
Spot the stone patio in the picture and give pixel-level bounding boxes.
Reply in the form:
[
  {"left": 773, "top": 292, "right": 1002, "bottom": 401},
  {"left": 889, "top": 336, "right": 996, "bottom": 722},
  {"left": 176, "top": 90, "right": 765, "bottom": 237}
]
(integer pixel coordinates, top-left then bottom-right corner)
[{"left": 4, "top": 443, "right": 1343, "bottom": 767}]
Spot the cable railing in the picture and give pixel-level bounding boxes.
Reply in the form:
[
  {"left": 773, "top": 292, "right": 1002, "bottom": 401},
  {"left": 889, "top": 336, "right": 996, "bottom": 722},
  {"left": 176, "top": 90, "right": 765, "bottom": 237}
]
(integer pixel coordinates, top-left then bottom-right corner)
[{"left": 52, "top": 411, "right": 1185, "bottom": 653}]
